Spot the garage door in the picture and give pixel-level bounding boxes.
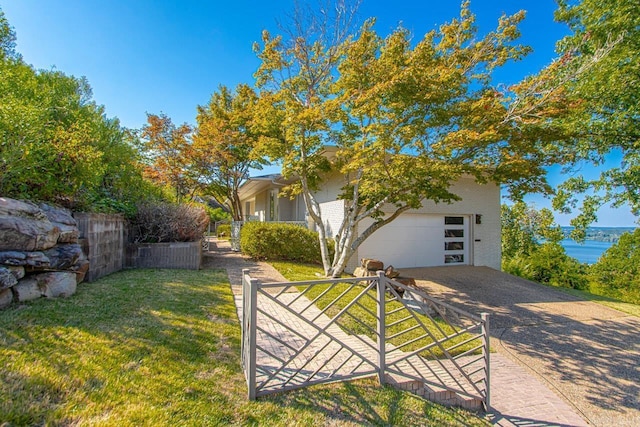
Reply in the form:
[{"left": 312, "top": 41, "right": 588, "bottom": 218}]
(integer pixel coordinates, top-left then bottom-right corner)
[{"left": 357, "top": 214, "right": 470, "bottom": 268}]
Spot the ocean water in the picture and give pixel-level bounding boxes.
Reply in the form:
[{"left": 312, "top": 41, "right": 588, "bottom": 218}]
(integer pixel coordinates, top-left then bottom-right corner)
[{"left": 560, "top": 239, "right": 613, "bottom": 264}]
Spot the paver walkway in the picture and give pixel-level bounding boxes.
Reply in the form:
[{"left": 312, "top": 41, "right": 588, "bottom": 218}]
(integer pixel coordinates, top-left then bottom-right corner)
[{"left": 204, "top": 239, "right": 591, "bottom": 426}]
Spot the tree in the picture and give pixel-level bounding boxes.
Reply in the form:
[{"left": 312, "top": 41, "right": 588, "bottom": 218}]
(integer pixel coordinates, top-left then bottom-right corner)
[
  {"left": 0, "top": 7, "right": 20, "bottom": 60},
  {"left": 255, "top": 1, "right": 572, "bottom": 276},
  {"left": 501, "top": 202, "right": 586, "bottom": 289},
  {"left": 0, "top": 10, "right": 148, "bottom": 212},
  {"left": 192, "top": 84, "right": 267, "bottom": 220},
  {"left": 590, "top": 228, "right": 640, "bottom": 303},
  {"left": 550, "top": 0, "right": 639, "bottom": 238},
  {"left": 501, "top": 202, "right": 563, "bottom": 260},
  {"left": 140, "top": 113, "right": 194, "bottom": 203}
]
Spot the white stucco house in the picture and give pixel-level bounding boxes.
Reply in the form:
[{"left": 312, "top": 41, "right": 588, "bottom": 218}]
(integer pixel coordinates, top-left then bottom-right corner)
[{"left": 237, "top": 161, "right": 501, "bottom": 273}]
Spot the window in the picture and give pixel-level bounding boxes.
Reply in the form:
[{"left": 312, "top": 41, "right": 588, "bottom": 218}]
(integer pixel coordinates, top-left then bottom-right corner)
[
  {"left": 445, "top": 242, "right": 464, "bottom": 251},
  {"left": 445, "top": 229, "right": 464, "bottom": 238},
  {"left": 445, "top": 254, "right": 464, "bottom": 264},
  {"left": 444, "top": 216, "right": 464, "bottom": 225}
]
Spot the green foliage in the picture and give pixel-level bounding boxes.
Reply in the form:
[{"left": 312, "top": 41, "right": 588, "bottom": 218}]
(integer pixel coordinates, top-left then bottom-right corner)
[
  {"left": 589, "top": 228, "right": 640, "bottom": 303},
  {"left": 193, "top": 84, "right": 268, "bottom": 220},
  {"left": 130, "top": 202, "right": 209, "bottom": 243},
  {"left": 501, "top": 202, "right": 564, "bottom": 259},
  {"left": 502, "top": 202, "right": 587, "bottom": 289},
  {"left": 240, "top": 222, "right": 332, "bottom": 264},
  {"left": 0, "top": 9, "right": 155, "bottom": 213},
  {"left": 550, "top": 0, "right": 640, "bottom": 233},
  {"left": 503, "top": 243, "right": 588, "bottom": 289},
  {"left": 254, "top": 2, "right": 574, "bottom": 276}
]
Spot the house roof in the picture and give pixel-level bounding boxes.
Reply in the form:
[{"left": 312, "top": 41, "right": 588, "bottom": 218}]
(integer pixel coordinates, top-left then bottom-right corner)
[{"left": 238, "top": 173, "right": 288, "bottom": 200}]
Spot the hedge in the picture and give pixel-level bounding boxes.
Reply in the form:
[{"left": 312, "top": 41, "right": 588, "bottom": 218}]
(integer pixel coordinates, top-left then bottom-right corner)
[{"left": 240, "top": 222, "right": 331, "bottom": 264}]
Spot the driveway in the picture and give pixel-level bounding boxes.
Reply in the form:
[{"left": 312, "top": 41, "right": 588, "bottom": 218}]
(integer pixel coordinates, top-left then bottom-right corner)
[{"left": 403, "top": 266, "right": 640, "bottom": 427}]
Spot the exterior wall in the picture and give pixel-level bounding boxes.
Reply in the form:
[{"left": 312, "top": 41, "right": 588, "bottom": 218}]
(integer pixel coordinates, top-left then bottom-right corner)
[
  {"left": 409, "top": 177, "right": 501, "bottom": 269},
  {"left": 318, "top": 200, "right": 345, "bottom": 239},
  {"left": 75, "top": 213, "right": 126, "bottom": 282},
  {"left": 322, "top": 175, "right": 501, "bottom": 271},
  {"left": 254, "top": 191, "right": 268, "bottom": 222}
]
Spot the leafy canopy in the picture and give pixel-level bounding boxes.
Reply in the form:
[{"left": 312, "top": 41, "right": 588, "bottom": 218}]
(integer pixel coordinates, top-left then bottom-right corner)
[
  {"left": 550, "top": 0, "right": 640, "bottom": 238},
  {"left": 254, "top": 1, "right": 574, "bottom": 276}
]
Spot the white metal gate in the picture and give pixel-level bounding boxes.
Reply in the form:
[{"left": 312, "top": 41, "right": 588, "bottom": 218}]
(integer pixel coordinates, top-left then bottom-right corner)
[{"left": 241, "top": 270, "right": 490, "bottom": 410}]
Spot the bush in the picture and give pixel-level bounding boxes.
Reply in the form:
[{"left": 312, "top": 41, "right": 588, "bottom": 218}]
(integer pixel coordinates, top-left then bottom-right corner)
[
  {"left": 589, "top": 229, "right": 640, "bottom": 303},
  {"left": 130, "top": 202, "right": 209, "bottom": 243},
  {"left": 240, "top": 222, "right": 332, "bottom": 264},
  {"left": 503, "top": 243, "right": 588, "bottom": 290}
]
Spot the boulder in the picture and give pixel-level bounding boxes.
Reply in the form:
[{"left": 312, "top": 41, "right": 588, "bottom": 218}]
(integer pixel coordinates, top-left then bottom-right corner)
[
  {"left": 0, "top": 198, "right": 60, "bottom": 251},
  {"left": 37, "top": 272, "right": 77, "bottom": 298},
  {"left": 43, "top": 244, "right": 83, "bottom": 270},
  {"left": 0, "top": 267, "right": 18, "bottom": 290},
  {"left": 39, "top": 203, "right": 79, "bottom": 243},
  {"left": 0, "top": 288, "right": 12, "bottom": 309},
  {"left": 12, "top": 278, "right": 41, "bottom": 302},
  {"left": 361, "top": 258, "right": 384, "bottom": 271}
]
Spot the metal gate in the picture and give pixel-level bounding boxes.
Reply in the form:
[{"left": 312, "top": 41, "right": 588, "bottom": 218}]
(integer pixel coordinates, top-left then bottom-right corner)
[{"left": 241, "top": 270, "right": 490, "bottom": 410}]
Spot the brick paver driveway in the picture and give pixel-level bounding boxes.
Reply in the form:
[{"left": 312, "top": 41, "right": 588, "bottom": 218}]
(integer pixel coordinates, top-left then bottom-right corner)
[{"left": 403, "top": 266, "right": 640, "bottom": 427}]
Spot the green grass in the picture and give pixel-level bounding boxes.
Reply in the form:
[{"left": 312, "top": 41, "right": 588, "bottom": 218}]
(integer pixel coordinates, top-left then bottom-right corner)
[
  {"left": 269, "top": 261, "right": 483, "bottom": 360},
  {"left": 0, "top": 268, "right": 489, "bottom": 426},
  {"left": 553, "top": 286, "right": 640, "bottom": 318}
]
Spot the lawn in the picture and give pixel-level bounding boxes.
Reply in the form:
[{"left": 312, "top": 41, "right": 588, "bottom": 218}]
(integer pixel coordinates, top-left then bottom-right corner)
[
  {"left": 269, "top": 262, "right": 486, "bottom": 360},
  {"left": 0, "top": 269, "right": 489, "bottom": 426}
]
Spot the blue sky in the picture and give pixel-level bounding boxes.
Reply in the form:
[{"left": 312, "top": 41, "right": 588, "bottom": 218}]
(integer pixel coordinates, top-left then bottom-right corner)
[{"left": 2, "top": 0, "right": 637, "bottom": 226}]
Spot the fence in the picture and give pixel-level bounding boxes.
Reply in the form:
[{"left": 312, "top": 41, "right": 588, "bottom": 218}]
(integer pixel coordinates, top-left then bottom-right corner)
[{"left": 241, "top": 270, "right": 490, "bottom": 410}]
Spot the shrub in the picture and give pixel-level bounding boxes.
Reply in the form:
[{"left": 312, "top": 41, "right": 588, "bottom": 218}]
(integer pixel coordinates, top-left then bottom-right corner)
[
  {"left": 130, "top": 202, "right": 209, "bottom": 243},
  {"left": 240, "top": 222, "right": 332, "bottom": 264},
  {"left": 589, "top": 229, "right": 640, "bottom": 303},
  {"left": 503, "top": 243, "right": 588, "bottom": 290}
]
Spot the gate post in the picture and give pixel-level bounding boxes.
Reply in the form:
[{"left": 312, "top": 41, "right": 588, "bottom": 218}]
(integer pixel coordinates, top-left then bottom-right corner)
[
  {"left": 242, "top": 269, "right": 258, "bottom": 400},
  {"left": 376, "top": 271, "right": 386, "bottom": 385},
  {"left": 481, "top": 312, "right": 491, "bottom": 411}
]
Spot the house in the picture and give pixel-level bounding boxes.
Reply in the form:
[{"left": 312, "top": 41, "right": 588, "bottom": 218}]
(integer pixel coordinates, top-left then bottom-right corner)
[{"left": 237, "top": 165, "right": 501, "bottom": 273}]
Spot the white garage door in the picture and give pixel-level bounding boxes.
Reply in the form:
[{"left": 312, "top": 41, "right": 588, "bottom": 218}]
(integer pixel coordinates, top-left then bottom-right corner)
[{"left": 357, "top": 214, "right": 470, "bottom": 268}]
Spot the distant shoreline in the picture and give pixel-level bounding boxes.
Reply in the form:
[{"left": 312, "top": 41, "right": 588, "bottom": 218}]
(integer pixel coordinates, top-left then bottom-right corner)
[{"left": 560, "top": 226, "right": 637, "bottom": 244}]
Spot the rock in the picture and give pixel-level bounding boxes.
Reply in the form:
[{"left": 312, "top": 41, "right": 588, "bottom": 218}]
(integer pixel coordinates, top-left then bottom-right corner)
[
  {"left": 0, "top": 288, "right": 12, "bottom": 309},
  {"left": 7, "top": 266, "right": 25, "bottom": 280},
  {"left": 0, "top": 198, "right": 60, "bottom": 251},
  {"left": 0, "top": 251, "right": 51, "bottom": 268},
  {"left": 0, "top": 267, "right": 18, "bottom": 290},
  {"left": 0, "top": 251, "right": 26, "bottom": 265},
  {"left": 12, "top": 278, "right": 41, "bottom": 302},
  {"left": 71, "top": 258, "right": 90, "bottom": 284},
  {"left": 37, "top": 272, "right": 77, "bottom": 298},
  {"left": 43, "top": 244, "right": 83, "bottom": 270},
  {"left": 361, "top": 258, "right": 384, "bottom": 271},
  {"left": 385, "top": 265, "right": 400, "bottom": 279},
  {"left": 39, "top": 203, "right": 79, "bottom": 243}
]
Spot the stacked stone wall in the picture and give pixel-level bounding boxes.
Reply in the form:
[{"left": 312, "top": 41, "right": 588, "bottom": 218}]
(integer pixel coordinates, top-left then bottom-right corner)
[{"left": 0, "top": 197, "right": 89, "bottom": 309}]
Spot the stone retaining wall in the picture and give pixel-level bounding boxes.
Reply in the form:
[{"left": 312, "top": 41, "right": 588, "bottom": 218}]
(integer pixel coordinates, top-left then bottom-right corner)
[{"left": 0, "top": 197, "right": 89, "bottom": 309}]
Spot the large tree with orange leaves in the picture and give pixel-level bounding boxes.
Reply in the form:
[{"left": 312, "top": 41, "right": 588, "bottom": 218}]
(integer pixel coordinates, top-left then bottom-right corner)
[{"left": 192, "top": 84, "right": 268, "bottom": 220}]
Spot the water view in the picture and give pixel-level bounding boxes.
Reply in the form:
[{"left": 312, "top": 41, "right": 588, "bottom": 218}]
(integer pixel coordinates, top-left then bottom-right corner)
[{"left": 560, "top": 239, "right": 613, "bottom": 264}]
